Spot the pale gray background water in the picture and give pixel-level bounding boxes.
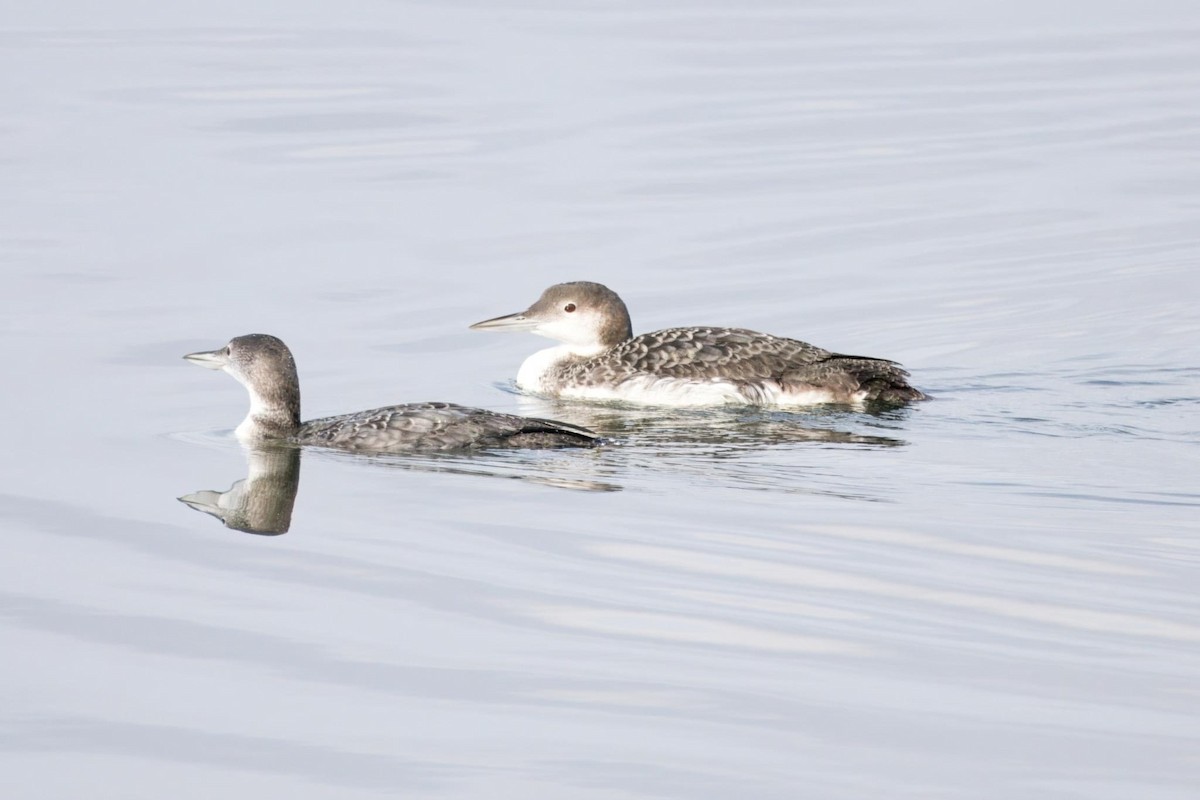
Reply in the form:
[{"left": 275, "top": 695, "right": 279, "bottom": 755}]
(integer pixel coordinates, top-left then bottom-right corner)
[{"left": 2, "top": 2, "right": 1198, "bottom": 798}]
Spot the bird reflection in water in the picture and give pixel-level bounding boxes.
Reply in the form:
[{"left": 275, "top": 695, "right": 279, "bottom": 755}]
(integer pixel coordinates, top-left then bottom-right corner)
[
  {"left": 179, "top": 443, "right": 301, "bottom": 535},
  {"left": 507, "top": 395, "right": 910, "bottom": 452},
  {"left": 309, "top": 447, "right": 623, "bottom": 493},
  {"left": 490, "top": 396, "right": 913, "bottom": 500},
  {"left": 178, "top": 439, "right": 621, "bottom": 536}
]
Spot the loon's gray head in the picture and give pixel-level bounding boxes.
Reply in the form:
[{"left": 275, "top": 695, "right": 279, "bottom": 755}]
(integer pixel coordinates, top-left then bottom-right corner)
[
  {"left": 184, "top": 333, "right": 301, "bottom": 436},
  {"left": 469, "top": 281, "right": 633, "bottom": 348}
]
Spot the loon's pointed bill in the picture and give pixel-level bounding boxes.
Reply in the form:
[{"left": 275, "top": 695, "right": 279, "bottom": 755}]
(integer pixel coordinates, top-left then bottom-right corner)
[
  {"left": 183, "top": 348, "right": 229, "bottom": 370},
  {"left": 469, "top": 280, "right": 927, "bottom": 408},
  {"left": 183, "top": 333, "right": 601, "bottom": 452},
  {"left": 177, "top": 489, "right": 228, "bottom": 516},
  {"left": 469, "top": 311, "right": 539, "bottom": 332}
]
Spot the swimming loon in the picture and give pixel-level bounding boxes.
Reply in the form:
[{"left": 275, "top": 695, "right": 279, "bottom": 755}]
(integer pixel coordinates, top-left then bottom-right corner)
[
  {"left": 470, "top": 281, "right": 926, "bottom": 407},
  {"left": 184, "top": 334, "right": 600, "bottom": 451}
]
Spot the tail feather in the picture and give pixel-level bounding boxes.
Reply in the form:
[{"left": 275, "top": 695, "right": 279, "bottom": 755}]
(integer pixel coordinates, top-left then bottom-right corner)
[
  {"left": 523, "top": 417, "right": 602, "bottom": 447},
  {"left": 786, "top": 355, "right": 927, "bottom": 405},
  {"left": 480, "top": 415, "right": 601, "bottom": 449}
]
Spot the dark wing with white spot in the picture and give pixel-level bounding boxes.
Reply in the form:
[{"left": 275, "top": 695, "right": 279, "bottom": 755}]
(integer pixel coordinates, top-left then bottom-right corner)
[{"left": 296, "top": 402, "right": 600, "bottom": 452}]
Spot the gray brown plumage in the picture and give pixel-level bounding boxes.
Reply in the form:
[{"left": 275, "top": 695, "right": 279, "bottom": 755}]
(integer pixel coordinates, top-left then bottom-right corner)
[
  {"left": 184, "top": 334, "right": 599, "bottom": 452},
  {"left": 471, "top": 282, "right": 926, "bottom": 407},
  {"left": 297, "top": 401, "right": 599, "bottom": 451}
]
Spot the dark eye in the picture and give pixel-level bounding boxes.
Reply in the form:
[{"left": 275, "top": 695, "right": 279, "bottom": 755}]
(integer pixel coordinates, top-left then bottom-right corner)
[
  {"left": 224, "top": 346, "right": 231, "bottom": 355},
  {"left": 564, "top": 303, "right": 576, "bottom": 313}
]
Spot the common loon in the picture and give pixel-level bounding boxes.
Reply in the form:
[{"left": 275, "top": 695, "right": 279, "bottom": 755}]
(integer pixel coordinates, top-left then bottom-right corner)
[
  {"left": 184, "top": 334, "right": 600, "bottom": 451},
  {"left": 470, "top": 281, "right": 926, "bottom": 407}
]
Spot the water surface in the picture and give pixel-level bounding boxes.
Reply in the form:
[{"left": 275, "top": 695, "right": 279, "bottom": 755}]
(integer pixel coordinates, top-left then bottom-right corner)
[{"left": 2, "top": 2, "right": 1198, "bottom": 798}]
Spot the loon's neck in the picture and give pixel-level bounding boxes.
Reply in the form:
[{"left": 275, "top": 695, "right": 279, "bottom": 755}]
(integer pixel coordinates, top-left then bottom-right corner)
[
  {"left": 517, "top": 343, "right": 608, "bottom": 392},
  {"left": 235, "top": 412, "right": 299, "bottom": 440},
  {"left": 235, "top": 384, "right": 302, "bottom": 440}
]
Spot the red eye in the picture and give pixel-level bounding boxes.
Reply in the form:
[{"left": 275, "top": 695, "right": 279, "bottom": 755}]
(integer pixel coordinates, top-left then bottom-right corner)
[{"left": 564, "top": 303, "right": 576, "bottom": 313}]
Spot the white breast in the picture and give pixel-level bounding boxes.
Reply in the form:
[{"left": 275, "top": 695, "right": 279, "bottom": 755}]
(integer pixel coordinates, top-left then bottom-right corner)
[
  {"left": 517, "top": 345, "right": 606, "bottom": 393},
  {"left": 516, "top": 347, "right": 563, "bottom": 392}
]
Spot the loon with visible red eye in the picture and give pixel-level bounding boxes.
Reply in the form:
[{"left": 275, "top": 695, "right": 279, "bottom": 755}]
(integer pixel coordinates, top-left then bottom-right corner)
[
  {"left": 183, "top": 334, "right": 600, "bottom": 451},
  {"left": 470, "top": 281, "right": 926, "bottom": 408}
]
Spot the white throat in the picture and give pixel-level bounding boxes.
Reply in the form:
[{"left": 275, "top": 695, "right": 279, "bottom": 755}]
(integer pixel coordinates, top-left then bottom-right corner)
[{"left": 229, "top": 367, "right": 278, "bottom": 440}]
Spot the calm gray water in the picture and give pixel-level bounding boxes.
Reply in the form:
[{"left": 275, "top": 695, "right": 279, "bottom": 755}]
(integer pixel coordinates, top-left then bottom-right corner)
[{"left": 2, "top": 2, "right": 1199, "bottom": 798}]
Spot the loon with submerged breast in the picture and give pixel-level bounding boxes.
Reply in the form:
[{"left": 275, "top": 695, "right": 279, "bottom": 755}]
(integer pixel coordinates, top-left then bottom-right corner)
[
  {"left": 184, "top": 334, "right": 600, "bottom": 451},
  {"left": 470, "top": 281, "right": 926, "bottom": 407}
]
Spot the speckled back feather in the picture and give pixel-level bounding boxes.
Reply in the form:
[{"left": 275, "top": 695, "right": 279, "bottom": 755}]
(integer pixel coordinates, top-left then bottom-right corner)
[
  {"left": 295, "top": 401, "right": 600, "bottom": 451},
  {"left": 553, "top": 327, "right": 925, "bottom": 405}
]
